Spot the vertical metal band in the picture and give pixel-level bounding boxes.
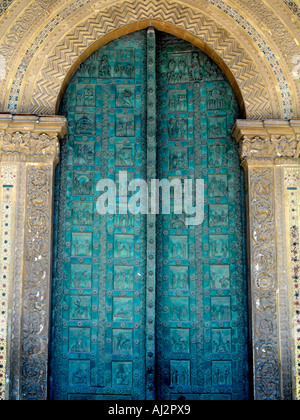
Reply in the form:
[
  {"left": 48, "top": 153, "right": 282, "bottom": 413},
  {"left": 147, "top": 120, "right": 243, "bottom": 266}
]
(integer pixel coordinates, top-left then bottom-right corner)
[{"left": 146, "top": 27, "right": 156, "bottom": 400}]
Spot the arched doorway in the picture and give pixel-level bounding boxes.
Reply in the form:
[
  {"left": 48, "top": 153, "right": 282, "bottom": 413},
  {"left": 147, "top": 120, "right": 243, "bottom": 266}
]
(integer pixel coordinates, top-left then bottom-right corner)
[{"left": 50, "top": 28, "right": 249, "bottom": 400}]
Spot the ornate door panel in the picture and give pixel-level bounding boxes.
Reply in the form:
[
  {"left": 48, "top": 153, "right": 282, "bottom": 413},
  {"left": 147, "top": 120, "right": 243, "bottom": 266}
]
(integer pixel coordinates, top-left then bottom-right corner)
[
  {"left": 50, "top": 29, "right": 249, "bottom": 400},
  {"left": 155, "top": 33, "right": 249, "bottom": 400},
  {"left": 51, "top": 30, "right": 148, "bottom": 400}
]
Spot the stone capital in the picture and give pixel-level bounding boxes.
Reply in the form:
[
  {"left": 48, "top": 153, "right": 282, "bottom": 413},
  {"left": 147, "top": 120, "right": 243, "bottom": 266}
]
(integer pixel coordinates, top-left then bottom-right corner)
[
  {"left": 0, "top": 114, "right": 68, "bottom": 164},
  {"left": 232, "top": 119, "right": 300, "bottom": 165}
]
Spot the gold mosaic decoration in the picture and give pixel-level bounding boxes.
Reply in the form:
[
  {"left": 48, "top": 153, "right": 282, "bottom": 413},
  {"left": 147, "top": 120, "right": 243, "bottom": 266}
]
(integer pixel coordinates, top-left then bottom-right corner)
[{"left": 0, "top": 165, "right": 17, "bottom": 400}]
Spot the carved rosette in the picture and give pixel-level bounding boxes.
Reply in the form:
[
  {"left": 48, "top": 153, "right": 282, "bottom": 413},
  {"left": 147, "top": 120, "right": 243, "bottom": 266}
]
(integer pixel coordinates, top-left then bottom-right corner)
[
  {"left": 0, "top": 114, "right": 67, "bottom": 400},
  {"left": 233, "top": 119, "right": 300, "bottom": 400}
]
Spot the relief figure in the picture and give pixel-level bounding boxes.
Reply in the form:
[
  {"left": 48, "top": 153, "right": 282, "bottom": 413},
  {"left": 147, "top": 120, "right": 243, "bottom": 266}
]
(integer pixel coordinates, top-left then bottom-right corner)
[
  {"left": 70, "top": 296, "right": 91, "bottom": 320},
  {"left": 170, "top": 361, "right": 190, "bottom": 386},
  {"left": 168, "top": 117, "right": 187, "bottom": 141},
  {"left": 115, "top": 143, "right": 135, "bottom": 166},
  {"left": 116, "top": 87, "right": 135, "bottom": 108},
  {"left": 211, "top": 297, "right": 231, "bottom": 321},
  {"left": 212, "top": 362, "right": 232, "bottom": 386},
  {"left": 208, "top": 175, "right": 228, "bottom": 198},
  {"left": 113, "top": 330, "right": 133, "bottom": 354},
  {"left": 170, "top": 329, "right": 190, "bottom": 353},
  {"left": 169, "top": 236, "right": 188, "bottom": 259},
  {"left": 113, "top": 298, "right": 133, "bottom": 321},
  {"left": 73, "top": 172, "right": 94, "bottom": 196},
  {"left": 212, "top": 329, "right": 231, "bottom": 354},
  {"left": 210, "top": 265, "right": 230, "bottom": 289},
  {"left": 169, "top": 297, "right": 189, "bottom": 321},
  {"left": 114, "top": 235, "right": 134, "bottom": 258},
  {"left": 70, "top": 264, "right": 92, "bottom": 289},
  {"left": 169, "top": 148, "right": 188, "bottom": 170},
  {"left": 209, "top": 235, "right": 229, "bottom": 258},
  {"left": 75, "top": 114, "right": 95, "bottom": 134},
  {"left": 114, "top": 266, "right": 134, "bottom": 290}
]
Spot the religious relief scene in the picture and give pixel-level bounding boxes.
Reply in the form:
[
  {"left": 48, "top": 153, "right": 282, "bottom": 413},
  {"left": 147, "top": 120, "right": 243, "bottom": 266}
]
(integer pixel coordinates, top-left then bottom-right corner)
[
  {"left": 116, "top": 86, "right": 135, "bottom": 108},
  {"left": 113, "top": 298, "right": 134, "bottom": 322},
  {"left": 170, "top": 361, "right": 191, "bottom": 386},
  {"left": 73, "top": 143, "right": 95, "bottom": 165},
  {"left": 113, "top": 266, "right": 134, "bottom": 290},
  {"left": 114, "top": 234, "right": 134, "bottom": 259},
  {"left": 166, "top": 51, "right": 224, "bottom": 84},
  {"left": 98, "top": 50, "right": 135, "bottom": 79},
  {"left": 3, "top": 1, "right": 300, "bottom": 400},
  {"left": 115, "top": 114, "right": 135, "bottom": 137},
  {"left": 168, "top": 116, "right": 188, "bottom": 141},
  {"left": 72, "top": 172, "right": 94, "bottom": 196},
  {"left": 76, "top": 85, "right": 96, "bottom": 106},
  {"left": 113, "top": 329, "right": 133, "bottom": 354},
  {"left": 69, "top": 327, "right": 91, "bottom": 353},
  {"left": 168, "top": 147, "right": 189, "bottom": 170},
  {"left": 211, "top": 329, "right": 232, "bottom": 354},
  {"left": 71, "top": 233, "right": 92, "bottom": 257},
  {"left": 170, "top": 329, "right": 190, "bottom": 353},
  {"left": 115, "top": 143, "right": 135, "bottom": 166},
  {"left": 75, "top": 114, "right": 95, "bottom": 134},
  {"left": 70, "top": 264, "right": 92, "bottom": 289},
  {"left": 72, "top": 202, "right": 94, "bottom": 225}
]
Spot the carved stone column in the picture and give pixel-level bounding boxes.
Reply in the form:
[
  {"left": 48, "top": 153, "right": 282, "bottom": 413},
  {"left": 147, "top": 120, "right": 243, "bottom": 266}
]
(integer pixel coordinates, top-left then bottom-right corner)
[
  {"left": 0, "top": 114, "right": 68, "bottom": 400},
  {"left": 233, "top": 119, "right": 300, "bottom": 400}
]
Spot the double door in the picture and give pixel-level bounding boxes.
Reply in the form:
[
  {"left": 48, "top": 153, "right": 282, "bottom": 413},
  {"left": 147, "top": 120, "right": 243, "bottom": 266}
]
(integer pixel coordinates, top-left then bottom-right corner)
[{"left": 50, "top": 28, "right": 249, "bottom": 400}]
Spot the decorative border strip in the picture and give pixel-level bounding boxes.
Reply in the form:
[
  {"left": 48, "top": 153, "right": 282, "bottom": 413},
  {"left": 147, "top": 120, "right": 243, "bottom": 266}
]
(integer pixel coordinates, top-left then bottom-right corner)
[
  {"left": 0, "top": 165, "right": 17, "bottom": 400},
  {"left": 19, "top": 164, "right": 53, "bottom": 400},
  {"left": 283, "top": 0, "right": 300, "bottom": 20},
  {"left": 275, "top": 166, "right": 292, "bottom": 399},
  {"left": 284, "top": 167, "right": 300, "bottom": 400},
  {"left": 1, "top": 0, "right": 300, "bottom": 20}
]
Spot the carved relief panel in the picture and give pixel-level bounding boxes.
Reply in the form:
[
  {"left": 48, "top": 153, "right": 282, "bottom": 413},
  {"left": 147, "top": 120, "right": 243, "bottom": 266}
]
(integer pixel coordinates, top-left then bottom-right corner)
[
  {"left": 51, "top": 30, "right": 147, "bottom": 400},
  {"left": 156, "top": 33, "right": 248, "bottom": 400}
]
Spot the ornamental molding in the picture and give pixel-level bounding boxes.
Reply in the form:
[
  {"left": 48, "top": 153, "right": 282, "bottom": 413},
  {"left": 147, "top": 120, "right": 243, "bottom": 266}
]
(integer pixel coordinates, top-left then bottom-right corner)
[
  {"left": 232, "top": 119, "right": 300, "bottom": 163},
  {"left": 0, "top": 114, "right": 68, "bottom": 164}
]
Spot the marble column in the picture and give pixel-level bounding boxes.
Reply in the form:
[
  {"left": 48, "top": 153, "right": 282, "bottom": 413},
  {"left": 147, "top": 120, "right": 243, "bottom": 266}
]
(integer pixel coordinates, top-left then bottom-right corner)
[
  {"left": 233, "top": 119, "right": 300, "bottom": 400},
  {"left": 0, "top": 114, "right": 68, "bottom": 400}
]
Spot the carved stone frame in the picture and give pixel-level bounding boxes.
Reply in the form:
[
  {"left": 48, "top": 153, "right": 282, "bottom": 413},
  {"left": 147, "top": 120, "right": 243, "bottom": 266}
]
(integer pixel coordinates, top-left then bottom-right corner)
[
  {"left": 1, "top": 114, "right": 299, "bottom": 399},
  {"left": 0, "top": 114, "right": 68, "bottom": 400}
]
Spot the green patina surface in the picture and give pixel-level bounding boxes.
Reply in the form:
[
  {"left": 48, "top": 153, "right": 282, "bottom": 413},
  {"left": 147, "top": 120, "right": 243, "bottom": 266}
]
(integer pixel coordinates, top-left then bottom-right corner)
[{"left": 50, "top": 29, "right": 249, "bottom": 400}]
